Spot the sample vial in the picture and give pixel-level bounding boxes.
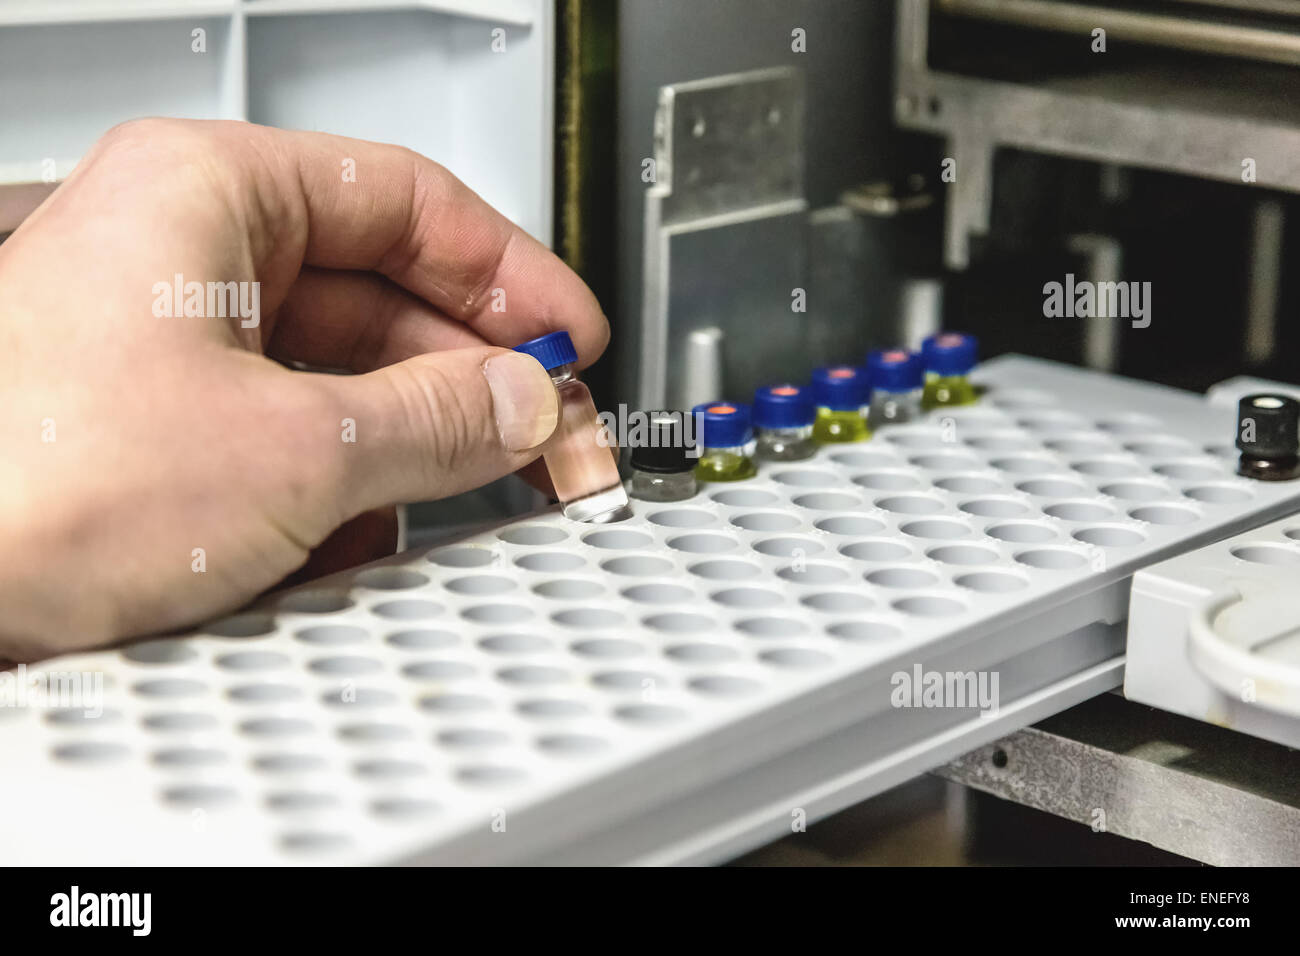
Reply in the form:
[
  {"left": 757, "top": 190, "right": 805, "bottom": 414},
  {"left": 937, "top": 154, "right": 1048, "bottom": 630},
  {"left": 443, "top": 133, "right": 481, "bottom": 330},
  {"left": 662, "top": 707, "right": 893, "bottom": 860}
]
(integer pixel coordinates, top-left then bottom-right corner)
[
  {"left": 691, "top": 402, "right": 757, "bottom": 482},
  {"left": 753, "top": 384, "right": 817, "bottom": 461},
  {"left": 629, "top": 411, "right": 698, "bottom": 501},
  {"left": 810, "top": 365, "right": 871, "bottom": 443},
  {"left": 866, "top": 348, "right": 923, "bottom": 428},
  {"left": 512, "top": 331, "right": 629, "bottom": 521},
  {"left": 1236, "top": 393, "right": 1300, "bottom": 481},
  {"left": 920, "top": 332, "right": 979, "bottom": 410}
]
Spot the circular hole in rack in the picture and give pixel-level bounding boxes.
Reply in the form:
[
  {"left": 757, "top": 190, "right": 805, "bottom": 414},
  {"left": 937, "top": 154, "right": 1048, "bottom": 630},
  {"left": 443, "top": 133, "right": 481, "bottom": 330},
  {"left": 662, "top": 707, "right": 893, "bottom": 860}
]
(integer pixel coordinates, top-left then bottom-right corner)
[
  {"left": 143, "top": 712, "right": 218, "bottom": 733},
  {"left": 665, "top": 642, "right": 740, "bottom": 663},
  {"left": 649, "top": 509, "right": 716, "bottom": 528},
  {"left": 687, "top": 559, "right": 762, "bottom": 580},
  {"left": 444, "top": 575, "right": 516, "bottom": 596},
  {"left": 801, "top": 591, "right": 874, "bottom": 613},
  {"left": 792, "top": 492, "right": 863, "bottom": 510},
  {"left": 1043, "top": 501, "right": 1116, "bottom": 522},
  {"left": 252, "top": 753, "right": 327, "bottom": 774},
  {"left": 1045, "top": 436, "right": 1113, "bottom": 456},
  {"left": 1073, "top": 526, "right": 1147, "bottom": 547},
  {"left": 1071, "top": 458, "right": 1142, "bottom": 478},
  {"left": 1153, "top": 461, "right": 1224, "bottom": 482},
  {"left": 354, "top": 758, "right": 427, "bottom": 780},
  {"left": 928, "top": 544, "right": 1000, "bottom": 565},
  {"left": 279, "top": 589, "right": 353, "bottom": 614},
  {"left": 374, "top": 600, "right": 443, "bottom": 620},
  {"left": 615, "top": 703, "right": 688, "bottom": 725},
  {"left": 123, "top": 640, "right": 197, "bottom": 665},
  {"left": 991, "top": 389, "right": 1054, "bottom": 410},
  {"left": 584, "top": 529, "right": 655, "bottom": 550},
  {"left": 753, "top": 537, "right": 824, "bottom": 558},
  {"left": 853, "top": 472, "right": 922, "bottom": 491},
  {"left": 876, "top": 494, "right": 945, "bottom": 515},
  {"left": 772, "top": 469, "right": 840, "bottom": 486},
  {"left": 601, "top": 555, "right": 675, "bottom": 576},
  {"left": 572, "top": 638, "right": 643, "bottom": 659},
  {"left": 934, "top": 475, "right": 1003, "bottom": 494},
  {"left": 987, "top": 522, "right": 1056, "bottom": 543},
  {"left": 731, "top": 511, "right": 802, "bottom": 532},
  {"left": 622, "top": 583, "right": 693, "bottom": 604},
  {"left": 238, "top": 717, "right": 314, "bottom": 738},
  {"left": 1017, "top": 411, "right": 1087, "bottom": 432},
  {"left": 884, "top": 430, "right": 949, "bottom": 449},
  {"left": 457, "top": 765, "right": 529, "bottom": 787},
  {"left": 266, "top": 792, "right": 338, "bottom": 813},
  {"left": 340, "top": 723, "right": 413, "bottom": 743},
  {"left": 829, "top": 451, "right": 902, "bottom": 468},
  {"left": 1129, "top": 504, "right": 1199, "bottom": 525},
  {"left": 420, "top": 693, "right": 493, "bottom": 714},
  {"left": 711, "top": 587, "right": 783, "bottom": 608},
  {"left": 1015, "top": 478, "right": 1090, "bottom": 498},
  {"left": 735, "top": 617, "right": 808, "bottom": 638},
  {"left": 537, "top": 734, "right": 609, "bottom": 756},
  {"left": 960, "top": 498, "right": 1030, "bottom": 518},
  {"left": 372, "top": 798, "right": 439, "bottom": 820},
  {"left": 839, "top": 540, "right": 913, "bottom": 562},
  {"left": 668, "top": 533, "right": 737, "bottom": 554},
  {"left": 320, "top": 687, "right": 396, "bottom": 709},
  {"left": 688, "top": 675, "right": 762, "bottom": 696},
  {"left": 460, "top": 604, "right": 532, "bottom": 624},
  {"left": 402, "top": 660, "right": 476, "bottom": 681},
  {"left": 644, "top": 612, "right": 715, "bottom": 632},
  {"left": 353, "top": 568, "right": 428, "bottom": 591},
  {"left": 1184, "top": 483, "right": 1253, "bottom": 504},
  {"left": 387, "top": 629, "right": 457, "bottom": 651},
  {"left": 499, "top": 525, "right": 568, "bottom": 546},
  {"left": 429, "top": 547, "right": 496, "bottom": 568},
  {"left": 955, "top": 571, "right": 1028, "bottom": 593},
  {"left": 497, "top": 665, "right": 570, "bottom": 685},
  {"left": 815, "top": 516, "right": 886, "bottom": 536},
  {"left": 1230, "top": 544, "right": 1300, "bottom": 565},
  {"left": 900, "top": 519, "right": 970, "bottom": 539},
  {"left": 436, "top": 728, "right": 509, "bottom": 749},
  {"left": 532, "top": 579, "right": 604, "bottom": 601},
  {"left": 892, "top": 595, "right": 966, "bottom": 617},
  {"left": 295, "top": 624, "right": 368, "bottom": 646},
  {"left": 759, "top": 648, "right": 833, "bottom": 669},
  {"left": 592, "top": 670, "right": 662, "bottom": 692},
  {"left": 552, "top": 608, "right": 624, "bottom": 629},
  {"left": 711, "top": 488, "right": 781, "bottom": 507},
  {"left": 1098, "top": 481, "right": 1172, "bottom": 502},
  {"left": 517, "top": 699, "right": 589, "bottom": 719},
  {"left": 1096, "top": 414, "right": 1162, "bottom": 434},
  {"left": 152, "top": 747, "right": 228, "bottom": 768},
  {"left": 132, "top": 678, "right": 207, "bottom": 699},
  {"left": 910, "top": 453, "right": 980, "bottom": 471},
  {"left": 479, "top": 633, "right": 551, "bottom": 654},
  {"left": 51, "top": 742, "right": 129, "bottom": 764},
  {"left": 827, "top": 620, "right": 902, "bottom": 642},
  {"left": 309, "top": 656, "right": 382, "bottom": 677},
  {"left": 990, "top": 456, "right": 1065, "bottom": 474},
  {"left": 230, "top": 683, "right": 302, "bottom": 704},
  {"left": 964, "top": 434, "right": 1035, "bottom": 453},
  {"left": 516, "top": 551, "right": 586, "bottom": 572},
  {"left": 217, "top": 650, "right": 290, "bottom": 672},
  {"left": 866, "top": 567, "right": 939, "bottom": 589},
  {"left": 1014, "top": 548, "right": 1089, "bottom": 570},
  {"left": 777, "top": 563, "right": 851, "bottom": 585},
  {"left": 1123, "top": 439, "right": 1195, "bottom": 458},
  {"left": 162, "top": 785, "right": 239, "bottom": 809}
]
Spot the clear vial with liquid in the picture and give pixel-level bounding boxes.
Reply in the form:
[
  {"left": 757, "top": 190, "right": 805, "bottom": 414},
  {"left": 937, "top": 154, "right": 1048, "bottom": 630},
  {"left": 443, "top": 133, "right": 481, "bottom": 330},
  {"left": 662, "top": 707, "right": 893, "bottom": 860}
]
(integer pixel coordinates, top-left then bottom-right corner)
[
  {"left": 513, "top": 331, "right": 628, "bottom": 522},
  {"left": 920, "top": 332, "right": 979, "bottom": 410},
  {"left": 866, "top": 348, "right": 923, "bottom": 428},
  {"left": 629, "top": 411, "right": 698, "bottom": 502},
  {"left": 753, "top": 384, "right": 817, "bottom": 461}
]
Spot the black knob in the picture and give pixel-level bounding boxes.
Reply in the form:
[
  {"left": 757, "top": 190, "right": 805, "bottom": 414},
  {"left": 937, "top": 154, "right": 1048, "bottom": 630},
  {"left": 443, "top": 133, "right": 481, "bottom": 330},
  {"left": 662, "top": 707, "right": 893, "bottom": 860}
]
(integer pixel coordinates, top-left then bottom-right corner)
[
  {"left": 629, "top": 411, "right": 694, "bottom": 474},
  {"left": 1236, "top": 394, "right": 1300, "bottom": 480}
]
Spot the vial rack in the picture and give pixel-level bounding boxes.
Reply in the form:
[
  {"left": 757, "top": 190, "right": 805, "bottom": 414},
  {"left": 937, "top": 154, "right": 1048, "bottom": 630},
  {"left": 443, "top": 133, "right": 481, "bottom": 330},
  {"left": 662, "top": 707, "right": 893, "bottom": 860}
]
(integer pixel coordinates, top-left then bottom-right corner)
[{"left": 5, "top": 355, "right": 1299, "bottom": 865}]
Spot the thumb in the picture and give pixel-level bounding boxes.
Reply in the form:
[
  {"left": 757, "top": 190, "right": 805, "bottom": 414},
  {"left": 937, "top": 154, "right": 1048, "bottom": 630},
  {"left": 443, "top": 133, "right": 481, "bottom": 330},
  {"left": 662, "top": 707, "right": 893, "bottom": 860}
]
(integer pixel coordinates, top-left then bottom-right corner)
[{"left": 316, "top": 346, "right": 559, "bottom": 513}]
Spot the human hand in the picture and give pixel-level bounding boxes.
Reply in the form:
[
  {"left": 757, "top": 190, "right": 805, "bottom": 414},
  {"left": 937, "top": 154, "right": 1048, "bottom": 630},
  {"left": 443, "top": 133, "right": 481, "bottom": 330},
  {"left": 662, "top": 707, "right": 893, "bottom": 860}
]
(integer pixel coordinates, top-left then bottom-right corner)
[{"left": 0, "top": 119, "right": 608, "bottom": 662}]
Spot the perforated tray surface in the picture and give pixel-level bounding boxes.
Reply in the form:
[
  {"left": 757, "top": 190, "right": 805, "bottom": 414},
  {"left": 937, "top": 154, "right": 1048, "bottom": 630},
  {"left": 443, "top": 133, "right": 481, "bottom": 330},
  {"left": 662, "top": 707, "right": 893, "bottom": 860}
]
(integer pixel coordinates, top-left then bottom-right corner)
[{"left": 5, "top": 356, "right": 1299, "bottom": 865}]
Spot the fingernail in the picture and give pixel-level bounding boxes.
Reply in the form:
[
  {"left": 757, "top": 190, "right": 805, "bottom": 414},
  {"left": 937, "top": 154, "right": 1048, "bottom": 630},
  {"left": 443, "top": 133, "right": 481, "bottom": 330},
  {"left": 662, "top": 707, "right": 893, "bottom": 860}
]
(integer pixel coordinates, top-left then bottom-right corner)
[{"left": 484, "top": 351, "right": 559, "bottom": 451}]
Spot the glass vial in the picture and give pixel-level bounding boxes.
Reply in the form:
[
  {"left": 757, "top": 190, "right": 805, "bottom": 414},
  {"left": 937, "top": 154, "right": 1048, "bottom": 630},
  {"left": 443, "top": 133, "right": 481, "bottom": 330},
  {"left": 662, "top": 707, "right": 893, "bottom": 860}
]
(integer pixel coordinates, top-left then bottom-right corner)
[
  {"left": 753, "top": 384, "right": 816, "bottom": 461},
  {"left": 810, "top": 365, "right": 870, "bottom": 443},
  {"left": 920, "top": 332, "right": 979, "bottom": 410},
  {"left": 629, "top": 411, "right": 698, "bottom": 501},
  {"left": 866, "top": 348, "right": 923, "bottom": 428},
  {"left": 1236, "top": 393, "right": 1300, "bottom": 481},
  {"left": 512, "top": 331, "right": 629, "bottom": 522},
  {"left": 691, "top": 402, "right": 757, "bottom": 482}
]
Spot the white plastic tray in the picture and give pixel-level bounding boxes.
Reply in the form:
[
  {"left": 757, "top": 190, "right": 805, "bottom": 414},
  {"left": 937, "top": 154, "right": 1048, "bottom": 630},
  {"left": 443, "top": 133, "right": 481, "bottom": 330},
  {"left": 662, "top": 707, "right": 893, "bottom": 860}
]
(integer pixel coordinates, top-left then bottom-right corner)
[{"left": 5, "top": 355, "right": 1298, "bottom": 865}]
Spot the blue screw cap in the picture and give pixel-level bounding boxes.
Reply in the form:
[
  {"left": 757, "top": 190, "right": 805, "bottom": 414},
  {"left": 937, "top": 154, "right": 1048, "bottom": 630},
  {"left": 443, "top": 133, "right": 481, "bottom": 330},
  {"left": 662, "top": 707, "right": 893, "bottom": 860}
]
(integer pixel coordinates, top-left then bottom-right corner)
[
  {"left": 512, "top": 330, "right": 578, "bottom": 371},
  {"left": 691, "top": 401, "right": 753, "bottom": 448},
  {"left": 866, "top": 348, "right": 923, "bottom": 392},
  {"left": 753, "top": 384, "right": 815, "bottom": 430},
  {"left": 810, "top": 365, "right": 869, "bottom": 411},
  {"left": 921, "top": 332, "right": 978, "bottom": 377}
]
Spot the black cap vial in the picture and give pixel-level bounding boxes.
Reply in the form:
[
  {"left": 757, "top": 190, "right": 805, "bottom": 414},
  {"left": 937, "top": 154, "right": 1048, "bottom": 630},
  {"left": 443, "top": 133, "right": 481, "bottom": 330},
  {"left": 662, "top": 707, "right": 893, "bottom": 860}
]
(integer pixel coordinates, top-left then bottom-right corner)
[
  {"left": 1236, "top": 393, "right": 1300, "bottom": 480},
  {"left": 629, "top": 412, "right": 694, "bottom": 474}
]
